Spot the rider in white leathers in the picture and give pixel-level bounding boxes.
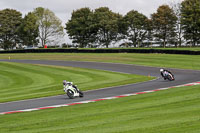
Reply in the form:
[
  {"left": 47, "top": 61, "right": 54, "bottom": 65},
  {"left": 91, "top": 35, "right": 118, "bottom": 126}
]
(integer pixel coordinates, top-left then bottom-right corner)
[{"left": 63, "top": 80, "right": 78, "bottom": 91}]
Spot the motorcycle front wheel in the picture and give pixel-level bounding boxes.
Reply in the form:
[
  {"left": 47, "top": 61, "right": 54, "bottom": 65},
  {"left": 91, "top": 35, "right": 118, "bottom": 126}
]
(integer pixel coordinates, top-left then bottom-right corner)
[{"left": 67, "top": 89, "right": 75, "bottom": 99}]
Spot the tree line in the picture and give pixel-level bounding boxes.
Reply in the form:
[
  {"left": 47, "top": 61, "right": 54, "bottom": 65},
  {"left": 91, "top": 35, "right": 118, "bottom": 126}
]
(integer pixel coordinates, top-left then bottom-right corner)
[
  {"left": 66, "top": 0, "right": 200, "bottom": 48},
  {"left": 0, "top": 0, "right": 199, "bottom": 50},
  {"left": 0, "top": 7, "right": 64, "bottom": 50}
]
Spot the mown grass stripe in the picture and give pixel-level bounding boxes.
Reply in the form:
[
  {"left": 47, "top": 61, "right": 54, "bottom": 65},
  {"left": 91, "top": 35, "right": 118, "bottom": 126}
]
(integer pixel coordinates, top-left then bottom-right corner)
[
  {"left": 1, "top": 53, "right": 200, "bottom": 70},
  {"left": 1, "top": 81, "right": 199, "bottom": 116},
  {"left": 0, "top": 62, "right": 153, "bottom": 103},
  {"left": 1, "top": 82, "right": 200, "bottom": 133}
]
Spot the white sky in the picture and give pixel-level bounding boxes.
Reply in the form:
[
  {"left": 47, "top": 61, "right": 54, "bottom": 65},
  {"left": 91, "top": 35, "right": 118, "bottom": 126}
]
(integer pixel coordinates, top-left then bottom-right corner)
[{"left": 0, "top": 0, "right": 183, "bottom": 44}]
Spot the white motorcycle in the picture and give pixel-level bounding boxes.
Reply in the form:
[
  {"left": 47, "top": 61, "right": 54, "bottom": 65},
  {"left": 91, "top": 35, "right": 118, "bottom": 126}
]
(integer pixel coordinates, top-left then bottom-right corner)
[{"left": 63, "top": 82, "right": 84, "bottom": 99}]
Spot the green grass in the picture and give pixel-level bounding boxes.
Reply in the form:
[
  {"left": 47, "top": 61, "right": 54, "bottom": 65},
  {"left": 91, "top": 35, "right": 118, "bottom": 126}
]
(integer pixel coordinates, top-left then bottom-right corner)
[
  {"left": 0, "top": 62, "right": 153, "bottom": 103},
  {"left": 119, "top": 47, "right": 200, "bottom": 51},
  {"left": 146, "top": 47, "right": 200, "bottom": 51},
  {"left": 0, "top": 53, "right": 200, "bottom": 70},
  {"left": 77, "top": 47, "right": 200, "bottom": 51},
  {"left": 1, "top": 84, "right": 200, "bottom": 133},
  {"left": 0, "top": 53, "right": 199, "bottom": 132}
]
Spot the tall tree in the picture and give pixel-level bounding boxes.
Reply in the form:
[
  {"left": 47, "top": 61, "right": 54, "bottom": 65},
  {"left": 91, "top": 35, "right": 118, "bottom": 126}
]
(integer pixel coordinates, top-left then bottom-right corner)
[
  {"left": 145, "top": 19, "right": 153, "bottom": 47},
  {"left": 93, "top": 7, "right": 121, "bottom": 48},
  {"left": 33, "top": 7, "right": 64, "bottom": 47},
  {"left": 123, "top": 10, "right": 149, "bottom": 47},
  {"left": 18, "top": 12, "right": 39, "bottom": 47},
  {"left": 181, "top": 0, "right": 200, "bottom": 46},
  {"left": 171, "top": 1, "right": 184, "bottom": 47},
  {"left": 0, "top": 9, "right": 22, "bottom": 50},
  {"left": 151, "top": 5, "right": 177, "bottom": 47},
  {"left": 66, "top": 8, "right": 96, "bottom": 48}
]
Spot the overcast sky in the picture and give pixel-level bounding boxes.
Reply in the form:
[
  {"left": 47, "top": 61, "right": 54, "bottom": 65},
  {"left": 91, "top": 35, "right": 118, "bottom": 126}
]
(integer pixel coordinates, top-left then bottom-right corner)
[{"left": 0, "top": 0, "right": 183, "bottom": 44}]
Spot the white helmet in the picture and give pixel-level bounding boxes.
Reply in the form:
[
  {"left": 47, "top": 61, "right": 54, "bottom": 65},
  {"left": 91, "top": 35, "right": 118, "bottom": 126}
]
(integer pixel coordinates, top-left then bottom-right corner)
[
  {"left": 63, "top": 80, "right": 67, "bottom": 85},
  {"left": 160, "top": 69, "right": 164, "bottom": 72}
]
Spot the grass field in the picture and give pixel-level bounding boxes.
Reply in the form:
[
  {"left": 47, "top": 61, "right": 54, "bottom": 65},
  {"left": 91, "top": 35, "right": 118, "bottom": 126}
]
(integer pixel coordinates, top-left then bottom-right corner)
[
  {"left": 0, "top": 84, "right": 200, "bottom": 133},
  {"left": 0, "top": 53, "right": 200, "bottom": 70},
  {"left": 0, "top": 62, "right": 152, "bottom": 103},
  {"left": 77, "top": 47, "right": 200, "bottom": 51},
  {"left": 1, "top": 53, "right": 200, "bottom": 132}
]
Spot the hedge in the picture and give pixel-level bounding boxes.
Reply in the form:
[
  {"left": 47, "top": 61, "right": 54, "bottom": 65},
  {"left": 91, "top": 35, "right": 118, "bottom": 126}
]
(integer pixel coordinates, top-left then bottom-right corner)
[{"left": 0, "top": 48, "right": 200, "bottom": 55}]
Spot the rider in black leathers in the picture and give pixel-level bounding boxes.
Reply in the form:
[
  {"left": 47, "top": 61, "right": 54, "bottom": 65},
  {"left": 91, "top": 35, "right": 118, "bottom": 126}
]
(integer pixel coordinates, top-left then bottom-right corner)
[{"left": 160, "top": 69, "right": 173, "bottom": 80}]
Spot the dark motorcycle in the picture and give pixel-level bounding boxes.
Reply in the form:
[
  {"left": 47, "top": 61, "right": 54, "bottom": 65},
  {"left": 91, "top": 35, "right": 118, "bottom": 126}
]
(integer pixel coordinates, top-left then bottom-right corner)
[{"left": 163, "top": 72, "right": 175, "bottom": 81}]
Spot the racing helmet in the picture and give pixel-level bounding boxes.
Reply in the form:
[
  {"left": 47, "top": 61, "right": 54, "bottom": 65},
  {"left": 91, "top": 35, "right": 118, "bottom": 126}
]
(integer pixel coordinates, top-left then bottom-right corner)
[
  {"left": 63, "top": 80, "right": 67, "bottom": 85},
  {"left": 160, "top": 69, "right": 164, "bottom": 72}
]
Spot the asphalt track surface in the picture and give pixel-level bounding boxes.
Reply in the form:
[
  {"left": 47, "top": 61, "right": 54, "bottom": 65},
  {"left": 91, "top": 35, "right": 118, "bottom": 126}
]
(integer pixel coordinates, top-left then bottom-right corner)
[{"left": 0, "top": 59, "right": 200, "bottom": 113}]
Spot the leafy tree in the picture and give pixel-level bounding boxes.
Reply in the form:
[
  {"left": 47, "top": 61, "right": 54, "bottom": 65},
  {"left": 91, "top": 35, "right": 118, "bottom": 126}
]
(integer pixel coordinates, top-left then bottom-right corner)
[
  {"left": 123, "top": 10, "right": 149, "bottom": 47},
  {"left": 18, "top": 12, "right": 39, "bottom": 47},
  {"left": 181, "top": 0, "right": 200, "bottom": 46},
  {"left": 0, "top": 9, "right": 22, "bottom": 50},
  {"left": 66, "top": 8, "right": 96, "bottom": 48},
  {"left": 93, "top": 7, "right": 121, "bottom": 48},
  {"left": 171, "top": 2, "right": 184, "bottom": 47},
  {"left": 151, "top": 5, "right": 177, "bottom": 47},
  {"left": 117, "top": 15, "right": 128, "bottom": 42},
  {"left": 33, "top": 7, "right": 64, "bottom": 47},
  {"left": 145, "top": 19, "right": 153, "bottom": 47}
]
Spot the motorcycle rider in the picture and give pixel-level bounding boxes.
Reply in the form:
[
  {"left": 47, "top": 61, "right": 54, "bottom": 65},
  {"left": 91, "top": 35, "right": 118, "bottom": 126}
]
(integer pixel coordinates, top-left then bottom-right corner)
[
  {"left": 160, "top": 68, "right": 173, "bottom": 80},
  {"left": 63, "top": 80, "right": 79, "bottom": 92},
  {"left": 63, "top": 80, "right": 67, "bottom": 86}
]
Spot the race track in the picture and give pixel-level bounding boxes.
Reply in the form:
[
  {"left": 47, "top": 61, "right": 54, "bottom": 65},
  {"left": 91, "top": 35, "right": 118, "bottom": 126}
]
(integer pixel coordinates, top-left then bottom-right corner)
[{"left": 0, "top": 59, "right": 200, "bottom": 113}]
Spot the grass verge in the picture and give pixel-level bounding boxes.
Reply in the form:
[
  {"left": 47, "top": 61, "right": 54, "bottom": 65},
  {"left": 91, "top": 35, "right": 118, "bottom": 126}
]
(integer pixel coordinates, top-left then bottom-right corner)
[
  {"left": 0, "top": 53, "right": 200, "bottom": 70},
  {"left": 0, "top": 62, "right": 153, "bottom": 103},
  {"left": 0, "top": 84, "right": 200, "bottom": 133},
  {"left": 77, "top": 47, "right": 200, "bottom": 51}
]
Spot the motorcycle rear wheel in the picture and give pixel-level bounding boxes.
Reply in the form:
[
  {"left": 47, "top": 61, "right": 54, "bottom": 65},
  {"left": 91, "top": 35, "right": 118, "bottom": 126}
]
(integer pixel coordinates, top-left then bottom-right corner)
[
  {"left": 167, "top": 74, "right": 174, "bottom": 81},
  {"left": 79, "top": 91, "right": 84, "bottom": 97}
]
